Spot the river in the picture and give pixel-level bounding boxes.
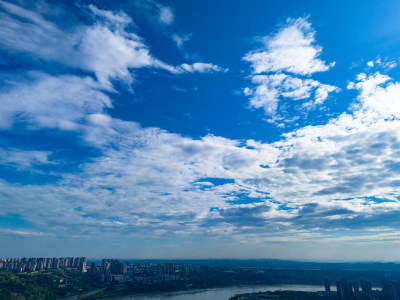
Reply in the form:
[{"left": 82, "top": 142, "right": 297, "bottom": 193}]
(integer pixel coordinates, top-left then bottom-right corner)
[{"left": 110, "top": 284, "right": 327, "bottom": 300}]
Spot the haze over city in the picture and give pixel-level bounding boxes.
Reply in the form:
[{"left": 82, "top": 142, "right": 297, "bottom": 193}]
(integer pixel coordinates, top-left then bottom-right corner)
[{"left": 1, "top": 0, "right": 400, "bottom": 261}]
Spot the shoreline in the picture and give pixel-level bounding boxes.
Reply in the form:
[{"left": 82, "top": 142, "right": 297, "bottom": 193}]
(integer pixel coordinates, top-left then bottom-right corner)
[{"left": 103, "top": 283, "right": 327, "bottom": 300}]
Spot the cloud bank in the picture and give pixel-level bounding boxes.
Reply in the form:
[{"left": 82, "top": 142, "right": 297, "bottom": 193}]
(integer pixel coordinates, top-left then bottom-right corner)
[{"left": 1, "top": 2, "right": 400, "bottom": 259}]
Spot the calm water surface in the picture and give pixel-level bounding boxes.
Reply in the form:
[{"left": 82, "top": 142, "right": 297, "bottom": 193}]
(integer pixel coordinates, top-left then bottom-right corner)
[{"left": 111, "top": 284, "right": 326, "bottom": 300}]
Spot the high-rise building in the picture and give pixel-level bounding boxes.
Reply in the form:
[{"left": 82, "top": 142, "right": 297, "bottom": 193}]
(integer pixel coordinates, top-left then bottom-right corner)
[
  {"left": 51, "top": 257, "right": 59, "bottom": 269},
  {"left": 102, "top": 259, "right": 110, "bottom": 271},
  {"left": 79, "top": 261, "right": 87, "bottom": 273},
  {"left": 353, "top": 281, "right": 360, "bottom": 299},
  {"left": 361, "top": 280, "right": 372, "bottom": 299},
  {"left": 121, "top": 263, "right": 127, "bottom": 274},
  {"left": 163, "top": 263, "right": 176, "bottom": 276},
  {"left": 382, "top": 280, "right": 400, "bottom": 300},
  {"left": 324, "top": 278, "right": 331, "bottom": 297},
  {"left": 90, "top": 262, "right": 96, "bottom": 275},
  {"left": 46, "top": 258, "right": 52, "bottom": 269},
  {"left": 336, "top": 278, "right": 354, "bottom": 299}
]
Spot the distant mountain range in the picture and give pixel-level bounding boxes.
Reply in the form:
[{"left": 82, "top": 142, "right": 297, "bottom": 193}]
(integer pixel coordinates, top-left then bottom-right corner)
[{"left": 87, "top": 259, "right": 400, "bottom": 272}]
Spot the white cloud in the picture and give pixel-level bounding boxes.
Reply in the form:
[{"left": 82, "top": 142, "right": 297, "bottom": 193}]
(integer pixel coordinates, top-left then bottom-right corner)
[
  {"left": 0, "top": 1, "right": 164, "bottom": 88},
  {"left": 4, "top": 73, "right": 400, "bottom": 241},
  {"left": 383, "top": 61, "right": 397, "bottom": 70},
  {"left": 0, "top": 1, "right": 72, "bottom": 62},
  {"left": 350, "top": 72, "right": 400, "bottom": 122},
  {"left": 172, "top": 33, "right": 191, "bottom": 48},
  {"left": 78, "top": 25, "right": 157, "bottom": 87},
  {"left": 374, "top": 58, "right": 397, "bottom": 70},
  {"left": 0, "top": 228, "right": 47, "bottom": 237},
  {"left": 88, "top": 4, "right": 132, "bottom": 28},
  {"left": 366, "top": 58, "right": 397, "bottom": 70},
  {"left": 243, "top": 17, "right": 334, "bottom": 76},
  {"left": 0, "top": 72, "right": 111, "bottom": 130},
  {"left": 176, "top": 63, "right": 229, "bottom": 74},
  {"left": 243, "top": 17, "right": 337, "bottom": 118},
  {"left": 309, "top": 83, "right": 339, "bottom": 107},
  {"left": 0, "top": 149, "right": 52, "bottom": 169},
  {"left": 0, "top": 65, "right": 227, "bottom": 135},
  {"left": 159, "top": 6, "right": 174, "bottom": 25},
  {"left": 0, "top": 2, "right": 225, "bottom": 89},
  {"left": 245, "top": 74, "right": 285, "bottom": 115},
  {"left": 4, "top": 70, "right": 400, "bottom": 239},
  {"left": 3, "top": 2, "right": 400, "bottom": 248},
  {"left": 245, "top": 74, "right": 338, "bottom": 116}
]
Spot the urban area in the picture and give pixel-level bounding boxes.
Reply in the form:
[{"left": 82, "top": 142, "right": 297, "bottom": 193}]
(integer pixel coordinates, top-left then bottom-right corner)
[{"left": 2, "top": 257, "right": 400, "bottom": 299}]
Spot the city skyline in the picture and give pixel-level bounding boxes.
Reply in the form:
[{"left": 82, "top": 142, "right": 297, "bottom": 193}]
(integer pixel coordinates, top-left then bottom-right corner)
[{"left": 1, "top": 0, "right": 400, "bottom": 260}]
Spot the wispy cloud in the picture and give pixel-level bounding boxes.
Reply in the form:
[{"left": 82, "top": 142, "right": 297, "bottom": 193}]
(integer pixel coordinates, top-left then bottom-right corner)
[
  {"left": 88, "top": 4, "right": 132, "bottom": 27},
  {"left": 0, "top": 148, "right": 52, "bottom": 170},
  {"left": 0, "top": 1, "right": 161, "bottom": 88},
  {"left": 0, "top": 228, "right": 48, "bottom": 237},
  {"left": 0, "top": 1, "right": 227, "bottom": 133},
  {"left": 0, "top": 72, "right": 111, "bottom": 130},
  {"left": 174, "top": 63, "right": 229, "bottom": 74},
  {"left": 367, "top": 57, "right": 398, "bottom": 70},
  {"left": 0, "top": 1, "right": 225, "bottom": 89},
  {"left": 159, "top": 6, "right": 174, "bottom": 25},
  {"left": 172, "top": 33, "right": 191, "bottom": 48}
]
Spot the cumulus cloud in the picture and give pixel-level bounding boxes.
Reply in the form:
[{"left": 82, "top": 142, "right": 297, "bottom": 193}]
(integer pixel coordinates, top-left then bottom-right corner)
[
  {"left": 243, "top": 17, "right": 334, "bottom": 75},
  {"left": 243, "top": 17, "right": 337, "bottom": 118},
  {"left": 349, "top": 72, "right": 400, "bottom": 122},
  {"left": 244, "top": 74, "right": 338, "bottom": 116},
  {"left": 367, "top": 58, "right": 398, "bottom": 70}
]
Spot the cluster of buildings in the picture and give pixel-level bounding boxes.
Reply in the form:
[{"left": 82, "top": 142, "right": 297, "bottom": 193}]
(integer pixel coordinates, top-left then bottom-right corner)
[
  {"left": 325, "top": 278, "right": 400, "bottom": 299},
  {"left": 0, "top": 257, "right": 87, "bottom": 273},
  {"left": 0, "top": 256, "right": 197, "bottom": 287},
  {"left": 129, "top": 262, "right": 180, "bottom": 284},
  {"left": 90, "top": 259, "right": 130, "bottom": 284},
  {"left": 333, "top": 278, "right": 372, "bottom": 299},
  {"left": 88, "top": 261, "right": 198, "bottom": 285},
  {"left": 381, "top": 280, "right": 400, "bottom": 300}
]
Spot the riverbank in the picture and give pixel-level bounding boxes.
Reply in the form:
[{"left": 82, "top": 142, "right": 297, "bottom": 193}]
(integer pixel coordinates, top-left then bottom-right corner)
[
  {"left": 229, "top": 290, "right": 324, "bottom": 300},
  {"left": 103, "top": 284, "right": 326, "bottom": 300}
]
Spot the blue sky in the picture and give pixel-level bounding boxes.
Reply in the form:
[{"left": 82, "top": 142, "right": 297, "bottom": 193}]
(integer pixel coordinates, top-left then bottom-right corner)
[{"left": 2, "top": 0, "right": 400, "bottom": 261}]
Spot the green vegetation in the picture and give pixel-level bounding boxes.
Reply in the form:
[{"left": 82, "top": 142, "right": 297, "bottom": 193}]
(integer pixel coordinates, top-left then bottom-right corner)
[
  {"left": 80, "top": 280, "right": 191, "bottom": 299},
  {"left": 0, "top": 270, "right": 96, "bottom": 299},
  {"left": 80, "top": 285, "right": 135, "bottom": 299}
]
